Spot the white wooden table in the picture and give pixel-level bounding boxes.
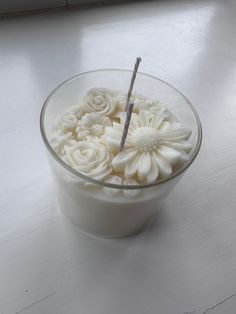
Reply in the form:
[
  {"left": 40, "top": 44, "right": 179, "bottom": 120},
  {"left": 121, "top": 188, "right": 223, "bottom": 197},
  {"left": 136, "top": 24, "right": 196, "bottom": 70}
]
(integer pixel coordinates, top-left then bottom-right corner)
[{"left": 1, "top": 1, "right": 236, "bottom": 313}]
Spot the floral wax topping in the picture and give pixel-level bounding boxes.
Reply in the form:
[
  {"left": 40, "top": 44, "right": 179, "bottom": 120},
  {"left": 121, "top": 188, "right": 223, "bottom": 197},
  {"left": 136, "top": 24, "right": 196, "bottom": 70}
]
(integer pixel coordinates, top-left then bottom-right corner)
[
  {"left": 117, "top": 92, "right": 148, "bottom": 112},
  {"left": 50, "top": 88, "right": 192, "bottom": 186},
  {"left": 76, "top": 113, "right": 111, "bottom": 140},
  {"left": 103, "top": 175, "right": 123, "bottom": 196},
  {"left": 64, "top": 141, "right": 112, "bottom": 181},
  {"left": 105, "top": 109, "right": 191, "bottom": 183},
  {"left": 82, "top": 88, "right": 117, "bottom": 117},
  {"left": 67, "top": 105, "right": 84, "bottom": 119},
  {"left": 141, "top": 99, "right": 167, "bottom": 114},
  {"left": 50, "top": 129, "right": 76, "bottom": 155},
  {"left": 117, "top": 92, "right": 165, "bottom": 114},
  {"left": 57, "top": 112, "right": 78, "bottom": 131},
  {"left": 103, "top": 175, "right": 141, "bottom": 198},
  {"left": 123, "top": 179, "right": 141, "bottom": 198}
]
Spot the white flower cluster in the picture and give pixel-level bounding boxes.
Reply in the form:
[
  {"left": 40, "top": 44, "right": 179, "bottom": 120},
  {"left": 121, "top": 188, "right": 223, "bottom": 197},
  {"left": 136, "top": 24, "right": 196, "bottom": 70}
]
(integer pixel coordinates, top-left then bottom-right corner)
[{"left": 50, "top": 88, "right": 192, "bottom": 188}]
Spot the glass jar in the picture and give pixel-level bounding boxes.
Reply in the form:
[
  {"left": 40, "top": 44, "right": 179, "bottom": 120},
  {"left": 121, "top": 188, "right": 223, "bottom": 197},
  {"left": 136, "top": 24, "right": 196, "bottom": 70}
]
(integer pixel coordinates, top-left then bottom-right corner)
[{"left": 40, "top": 69, "right": 202, "bottom": 238}]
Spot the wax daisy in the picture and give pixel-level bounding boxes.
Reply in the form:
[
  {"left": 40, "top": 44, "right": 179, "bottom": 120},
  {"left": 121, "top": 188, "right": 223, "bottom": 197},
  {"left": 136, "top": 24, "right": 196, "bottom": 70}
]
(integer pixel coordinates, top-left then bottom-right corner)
[{"left": 103, "top": 110, "right": 192, "bottom": 183}]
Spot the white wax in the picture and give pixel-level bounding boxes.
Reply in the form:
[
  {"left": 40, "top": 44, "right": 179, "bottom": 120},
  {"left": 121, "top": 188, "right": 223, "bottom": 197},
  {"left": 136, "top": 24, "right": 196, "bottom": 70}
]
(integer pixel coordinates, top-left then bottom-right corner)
[
  {"left": 49, "top": 155, "right": 181, "bottom": 238},
  {"left": 48, "top": 88, "right": 191, "bottom": 237}
]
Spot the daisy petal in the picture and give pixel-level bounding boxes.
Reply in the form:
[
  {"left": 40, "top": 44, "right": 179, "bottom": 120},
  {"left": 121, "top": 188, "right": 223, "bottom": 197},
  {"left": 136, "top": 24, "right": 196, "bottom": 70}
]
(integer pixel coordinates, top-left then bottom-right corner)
[
  {"left": 146, "top": 154, "right": 159, "bottom": 183},
  {"left": 158, "top": 146, "right": 182, "bottom": 165},
  {"left": 103, "top": 136, "right": 120, "bottom": 149},
  {"left": 137, "top": 152, "right": 151, "bottom": 181},
  {"left": 112, "top": 123, "right": 124, "bottom": 132},
  {"left": 124, "top": 153, "right": 140, "bottom": 178},
  {"left": 129, "top": 113, "right": 140, "bottom": 129},
  {"left": 161, "top": 140, "right": 192, "bottom": 153},
  {"left": 152, "top": 152, "right": 172, "bottom": 179},
  {"left": 178, "top": 151, "right": 190, "bottom": 164},
  {"left": 160, "top": 128, "right": 192, "bottom": 141},
  {"left": 159, "top": 121, "right": 171, "bottom": 132},
  {"left": 150, "top": 112, "right": 167, "bottom": 129},
  {"left": 112, "top": 149, "right": 138, "bottom": 172},
  {"left": 106, "top": 129, "right": 122, "bottom": 139},
  {"left": 138, "top": 110, "right": 151, "bottom": 127}
]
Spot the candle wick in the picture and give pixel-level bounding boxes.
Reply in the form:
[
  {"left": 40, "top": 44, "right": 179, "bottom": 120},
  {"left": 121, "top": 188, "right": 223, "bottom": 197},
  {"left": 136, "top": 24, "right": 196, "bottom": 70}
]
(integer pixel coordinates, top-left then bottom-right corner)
[
  {"left": 119, "top": 102, "right": 134, "bottom": 152},
  {"left": 125, "top": 57, "right": 142, "bottom": 112}
]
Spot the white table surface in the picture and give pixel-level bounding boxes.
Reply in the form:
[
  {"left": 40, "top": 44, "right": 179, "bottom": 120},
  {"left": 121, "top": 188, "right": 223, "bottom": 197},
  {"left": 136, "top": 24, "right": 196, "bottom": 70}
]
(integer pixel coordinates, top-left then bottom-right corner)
[{"left": 1, "top": 1, "right": 236, "bottom": 313}]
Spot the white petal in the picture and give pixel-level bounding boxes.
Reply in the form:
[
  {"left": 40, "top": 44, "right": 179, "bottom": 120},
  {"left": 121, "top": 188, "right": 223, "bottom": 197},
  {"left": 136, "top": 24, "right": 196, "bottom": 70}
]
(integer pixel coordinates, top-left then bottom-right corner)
[
  {"left": 105, "top": 129, "right": 122, "bottom": 139},
  {"left": 146, "top": 155, "right": 159, "bottom": 183},
  {"left": 138, "top": 110, "right": 151, "bottom": 127},
  {"left": 160, "top": 128, "right": 192, "bottom": 141},
  {"left": 124, "top": 153, "right": 140, "bottom": 178},
  {"left": 112, "top": 122, "right": 124, "bottom": 131},
  {"left": 158, "top": 146, "right": 182, "bottom": 165},
  {"left": 129, "top": 113, "right": 140, "bottom": 129},
  {"left": 161, "top": 140, "right": 192, "bottom": 153},
  {"left": 152, "top": 152, "right": 172, "bottom": 179},
  {"left": 102, "top": 135, "right": 120, "bottom": 149},
  {"left": 158, "top": 121, "right": 171, "bottom": 133},
  {"left": 150, "top": 112, "right": 167, "bottom": 129},
  {"left": 90, "top": 166, "right": 112, "bottom": 181},
  {"left": 179, "top": 151, "right": 190, "bottom": 163},
  {"left": 112, "top": 149, "right": 138, "bottom": 172},
  {"left": 137, "top": 152, "right": 151, "bottom": 181}
]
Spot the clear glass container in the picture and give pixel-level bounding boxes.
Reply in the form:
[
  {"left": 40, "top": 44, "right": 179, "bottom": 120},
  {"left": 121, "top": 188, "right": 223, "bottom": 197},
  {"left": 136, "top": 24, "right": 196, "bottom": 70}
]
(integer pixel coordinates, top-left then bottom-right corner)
[{"left": 40, "top": 69, "right": 202, "bottom": 238}]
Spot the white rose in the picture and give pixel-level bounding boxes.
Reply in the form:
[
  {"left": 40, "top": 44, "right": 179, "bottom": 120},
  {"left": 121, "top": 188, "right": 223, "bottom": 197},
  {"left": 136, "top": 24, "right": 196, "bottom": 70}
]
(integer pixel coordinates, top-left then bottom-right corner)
[
  {"left": 64, "top": 141, "right": 112, "bottom": 181},
  {"left": 82, "top": 88, "right": 117, "bottom": 116}
]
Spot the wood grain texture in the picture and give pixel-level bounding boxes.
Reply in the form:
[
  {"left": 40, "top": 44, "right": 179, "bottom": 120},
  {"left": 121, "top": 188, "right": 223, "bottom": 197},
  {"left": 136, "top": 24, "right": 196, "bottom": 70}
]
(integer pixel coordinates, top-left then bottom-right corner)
[{"left": 1, "top": 1, "right": 236, "bottom": 313}]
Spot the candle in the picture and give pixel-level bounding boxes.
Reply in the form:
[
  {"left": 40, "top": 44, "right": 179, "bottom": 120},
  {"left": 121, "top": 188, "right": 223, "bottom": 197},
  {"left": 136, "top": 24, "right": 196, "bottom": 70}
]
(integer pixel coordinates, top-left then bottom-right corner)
[{"left": 40, "top": 70, "right": 202, "bottom": 238}]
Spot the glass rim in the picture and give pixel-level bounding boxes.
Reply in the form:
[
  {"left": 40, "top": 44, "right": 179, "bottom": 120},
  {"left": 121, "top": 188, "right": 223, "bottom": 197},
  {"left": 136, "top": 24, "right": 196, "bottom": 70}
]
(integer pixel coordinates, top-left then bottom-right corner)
[{"left": 40, "top": 68, "right": 202, "bottom": 190}]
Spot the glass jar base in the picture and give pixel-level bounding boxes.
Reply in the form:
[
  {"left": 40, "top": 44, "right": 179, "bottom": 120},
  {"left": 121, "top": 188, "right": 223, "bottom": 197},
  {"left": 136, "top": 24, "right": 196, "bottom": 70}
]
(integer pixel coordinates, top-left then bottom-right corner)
[{"left": 60, "top": 205, "right": 157, "bottom": 239}]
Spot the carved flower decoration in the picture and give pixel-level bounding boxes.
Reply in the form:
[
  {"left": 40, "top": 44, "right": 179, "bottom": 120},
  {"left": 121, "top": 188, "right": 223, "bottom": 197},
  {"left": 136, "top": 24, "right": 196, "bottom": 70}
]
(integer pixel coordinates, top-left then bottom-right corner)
[
  {"left": 117, "top": 92, "right": 165, "bottom": 114},
  {"left": 67, "top": 104, "right": 84, "bottom": 120},
  {"left": 50, "top": 129, "right": 76, "bottom": 155},
  {"left": 117, "top": 92, "right": 148, "bottom": 112},
  {"left": 141, "top": 99, "right": 167, "bottom": 115},
  {"left": 103, "top": 175, "right": 141, "bottom": 197},
  {"left": 76, "top": 112, "right": 111, "bottom": 140},
  {"left": 64, "top": 141, "right": 112, "bottom": 181},
  {"left": 56, "top": 112, "right": 78, "bottom": 131},
  {"left": 82, "top": 88, "right": 117, "bottom": 116},
  {"left": 103, "top": 110, "right": 192, "bottom": 183}
]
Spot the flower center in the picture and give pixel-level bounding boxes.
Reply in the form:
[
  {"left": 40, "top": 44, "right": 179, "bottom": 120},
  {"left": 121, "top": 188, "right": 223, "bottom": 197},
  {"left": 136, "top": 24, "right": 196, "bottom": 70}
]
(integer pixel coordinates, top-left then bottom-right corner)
[
  {"left": 131, "top": 127, "right": 160, "bottom": 152},
  {"left": 94, "top": 95, "right": 103, "bottom": 105},
  {"left": 91, "top": 124, "right": 103, "bottom": 135}
]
